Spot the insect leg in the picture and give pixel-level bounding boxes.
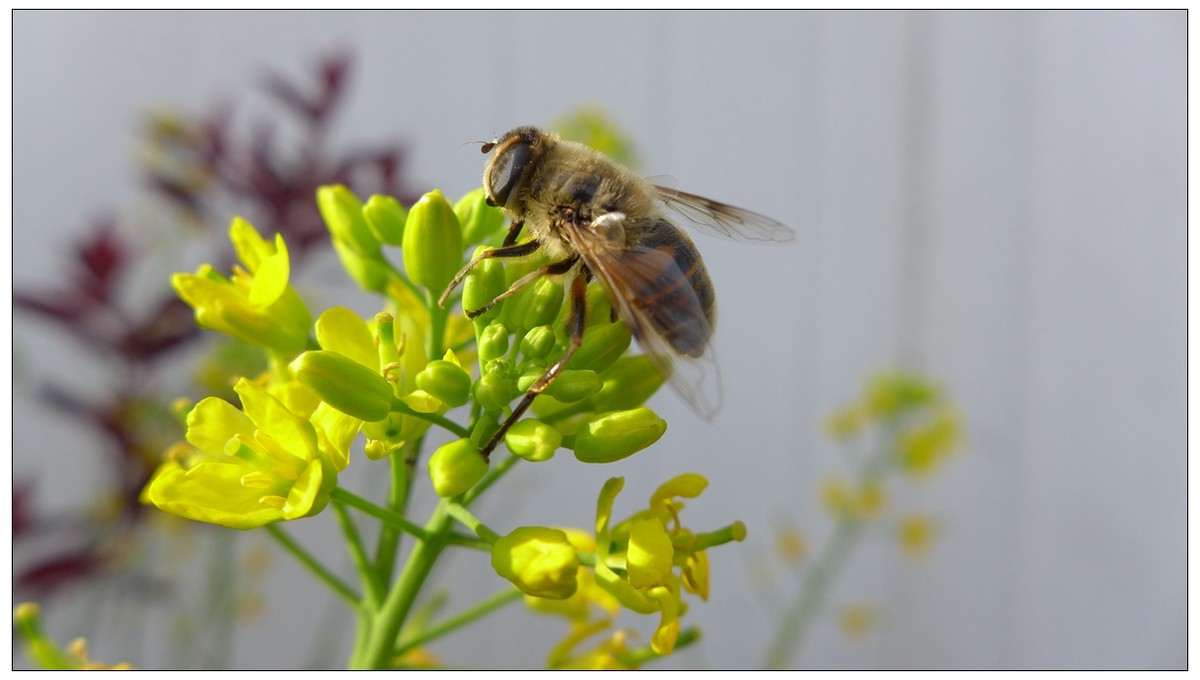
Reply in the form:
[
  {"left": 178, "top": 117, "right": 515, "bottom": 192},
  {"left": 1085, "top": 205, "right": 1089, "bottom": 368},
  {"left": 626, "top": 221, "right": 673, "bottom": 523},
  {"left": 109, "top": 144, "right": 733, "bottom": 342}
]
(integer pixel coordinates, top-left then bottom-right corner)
[
  {"left": 479, "top": 271, "right": 589, "bottom": 460},
  {"left": 502, "top": 218, "right": 526, "bottom": 247},
  {"left": 437, "top": 238, "right": 542, "bottom": 308},
  {"left": 465, "top": 254, "right": 578, "bottom": 319}
]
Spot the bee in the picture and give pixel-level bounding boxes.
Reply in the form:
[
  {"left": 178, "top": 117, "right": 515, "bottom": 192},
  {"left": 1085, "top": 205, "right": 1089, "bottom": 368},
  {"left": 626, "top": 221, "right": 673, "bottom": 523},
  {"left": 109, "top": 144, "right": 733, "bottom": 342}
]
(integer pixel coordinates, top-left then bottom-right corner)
[{"left": 440, "top": 125, "right": 794, "bottom": 459}]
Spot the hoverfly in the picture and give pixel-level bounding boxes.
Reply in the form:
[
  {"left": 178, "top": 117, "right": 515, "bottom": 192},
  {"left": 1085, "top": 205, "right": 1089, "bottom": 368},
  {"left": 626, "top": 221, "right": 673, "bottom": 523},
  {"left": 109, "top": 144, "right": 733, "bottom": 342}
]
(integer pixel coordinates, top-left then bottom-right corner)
[{"left": 440, "top": 126, "right": 794, "bottom": 459}]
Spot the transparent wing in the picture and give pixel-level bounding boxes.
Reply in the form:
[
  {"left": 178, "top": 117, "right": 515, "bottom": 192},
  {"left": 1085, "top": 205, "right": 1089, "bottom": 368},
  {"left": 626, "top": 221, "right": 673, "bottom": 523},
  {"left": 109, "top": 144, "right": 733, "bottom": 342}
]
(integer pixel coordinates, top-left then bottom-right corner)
[
  {"left": 654, "top": 185, "right": 795, "bottom": 243},
  {"left": 567, "top": 215, "right": 723, "bottom": 421}
]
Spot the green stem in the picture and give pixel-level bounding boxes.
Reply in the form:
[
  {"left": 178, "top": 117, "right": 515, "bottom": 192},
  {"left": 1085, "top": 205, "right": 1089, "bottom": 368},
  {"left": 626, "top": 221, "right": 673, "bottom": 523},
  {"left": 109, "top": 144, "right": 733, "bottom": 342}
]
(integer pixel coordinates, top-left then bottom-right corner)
[
  {"left": 443, "top": 502, "right": 501, "bottom": 544},
  {"left": 391, "top": 399, "right": 470, "bottom": 438},
  {"left": 333, "top": 502, "right": 385, "bottom": 609},
  {"left": 426, "top": 290, "right": 448, "bottom": 361},
  {"left": 393, "top": 588, "right": 523, "bottom": 657},
  {"left": 374, "top": 439, "right": 419, "bottom": 585},
  {"left": 266, "top": 524, "right": 359, "bottom": 607},
  {"left": 445, "top": 532, "right": 494, "bottom": 551},
  {"left": 332, "top": 487, "right": 427, "bottom": 540},
  {"left": 350, "top": 500, "right": 454, "bottom": 669},
  {"left": 763, "top": 515, "right": 863, "bottom": 669}
]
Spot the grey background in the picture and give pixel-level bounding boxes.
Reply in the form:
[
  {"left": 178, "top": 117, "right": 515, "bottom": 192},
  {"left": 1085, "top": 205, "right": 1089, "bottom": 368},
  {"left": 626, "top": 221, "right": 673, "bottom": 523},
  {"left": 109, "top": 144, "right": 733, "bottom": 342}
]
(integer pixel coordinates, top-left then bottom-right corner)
[{"left": 12, "top": 10, "right": 1185, "bottom": 669}]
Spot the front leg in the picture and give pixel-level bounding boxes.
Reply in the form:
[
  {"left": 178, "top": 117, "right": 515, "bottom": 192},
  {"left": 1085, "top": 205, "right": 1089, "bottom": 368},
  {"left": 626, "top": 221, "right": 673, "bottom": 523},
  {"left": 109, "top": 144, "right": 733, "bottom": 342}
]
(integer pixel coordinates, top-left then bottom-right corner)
[
  {"left": 478, "top": 271, "right": 589, "bottom": 461},
  {"left": 437, "top": 238, "right": 542, "bottom": 309}
]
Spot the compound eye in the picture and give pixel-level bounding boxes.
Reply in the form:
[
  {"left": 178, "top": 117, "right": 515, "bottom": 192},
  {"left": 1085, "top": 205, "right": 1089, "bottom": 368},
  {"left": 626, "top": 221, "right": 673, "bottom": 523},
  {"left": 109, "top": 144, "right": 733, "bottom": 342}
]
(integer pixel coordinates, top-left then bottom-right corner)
[{"left": 485, "top": 141, "right": 532, "bottom": 208}]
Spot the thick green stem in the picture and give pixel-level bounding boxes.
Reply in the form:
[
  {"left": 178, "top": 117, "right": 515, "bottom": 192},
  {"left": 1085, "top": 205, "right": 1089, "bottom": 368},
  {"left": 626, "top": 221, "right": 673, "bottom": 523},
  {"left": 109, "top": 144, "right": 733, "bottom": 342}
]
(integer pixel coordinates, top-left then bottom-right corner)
[
  {"left": 374, "top": 439, "right": 419, "bottom": 585},
  {"left": 350, "top": 500, "right": 454, "bottom": 669}
]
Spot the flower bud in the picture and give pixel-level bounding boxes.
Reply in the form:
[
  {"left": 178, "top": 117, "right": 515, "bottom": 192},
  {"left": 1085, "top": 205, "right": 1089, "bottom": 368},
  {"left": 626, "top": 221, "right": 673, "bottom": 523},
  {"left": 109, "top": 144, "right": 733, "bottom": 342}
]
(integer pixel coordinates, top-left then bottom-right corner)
[
  {"left": 462, "top": 247, "right": 507, "bottom": 323},
  {"left": 317, "top": 185, "right": 381, "bottom": 257},
  {"left": 572, "top": 407, "right": 667, "bottom": 464},
  {"left": 589, "top": 355, "right": 667, "bottom": 412},
  {"left": 520, "top": 325, "right": 556, "bottom": 360},
  {"left": 519, "top": 368, "right": 601, "bottom": 403},
  {"left": 428, "top": 438, "right": 488, "bottom": 497},
  {"left": 362, "top": 194, "right": 408, "bottom": 246},
  {"left": 477, "top": 322, "right": 510, "bottom": 364},
  {"left": 521, "top": 278, "right": 564, "bottom": 330},
  {"left": 415, "top": 360, "right": 473, "bottom": 408},
  {"left": 491, "top": 526, "right": 580, "bottom": 599},
  {"left": 474, "top": 372, "right": 515, "bottom": 412},
  {"left": 455, "top": 187, "right": 506, "bottom": 245},
  {"left": 332, "top": 240, "right": 391, "bottom": 293},
  {"left": 290, "top": 350, "right": 393, "bottom": 422},
  {"left": 571, "top": 321, "right": 632, "bottom": 373},
  {"left": 403, "top": 189, "right": 464, "bottom": 293},
  {"left": 504, "top": 418, "right": 562, "bottom": 462}
]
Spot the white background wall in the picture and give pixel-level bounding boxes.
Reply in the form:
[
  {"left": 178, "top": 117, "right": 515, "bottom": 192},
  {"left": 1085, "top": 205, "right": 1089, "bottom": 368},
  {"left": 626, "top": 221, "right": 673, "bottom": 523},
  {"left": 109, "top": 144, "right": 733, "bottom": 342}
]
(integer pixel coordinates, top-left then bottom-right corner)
[{"left": 12, "top": 10, "right": 1185, "bottom": 669}]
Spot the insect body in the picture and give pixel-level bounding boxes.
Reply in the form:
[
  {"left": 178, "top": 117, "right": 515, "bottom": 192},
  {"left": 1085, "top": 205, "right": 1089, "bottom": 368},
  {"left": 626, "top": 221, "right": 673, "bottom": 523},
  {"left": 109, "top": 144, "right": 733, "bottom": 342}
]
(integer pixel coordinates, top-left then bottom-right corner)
[{"left": 440, "top": 126, "right": 793, "bottom": 459}]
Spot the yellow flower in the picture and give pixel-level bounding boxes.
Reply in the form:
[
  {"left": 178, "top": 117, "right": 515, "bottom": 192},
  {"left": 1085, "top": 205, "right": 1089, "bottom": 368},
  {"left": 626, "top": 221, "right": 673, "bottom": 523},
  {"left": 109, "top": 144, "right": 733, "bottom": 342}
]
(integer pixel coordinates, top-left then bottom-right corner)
[
  {"left": 141, "top": 378, "right": 337, "bottom": 530},
  {"left": 171, "top": 217, "right": 311, "bottom": 353},
  {"left": 897, "top": 407, "right": 962, "bottom": 476},
  {"left": 491, "top": 526, "right": 581, "bottom": 599},
  {"left": 591, "top": 474, "right": 739, "bottom": 656}
]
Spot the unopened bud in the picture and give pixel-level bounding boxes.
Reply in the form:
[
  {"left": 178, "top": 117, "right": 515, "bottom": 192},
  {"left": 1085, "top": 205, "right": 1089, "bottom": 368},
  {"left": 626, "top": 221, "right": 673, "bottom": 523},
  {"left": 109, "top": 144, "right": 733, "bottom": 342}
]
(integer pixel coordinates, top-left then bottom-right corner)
[
  {"left": 455, "top": 187, "right": 506, "bottom": 245},
  {"left": 290, "top": 350, "right": 393, "bottom": 422},
  {"left": 571, "top": 321, "right": 632, "bottom": 373},
  {"left": 491, "top": 526, "right": 580, "bottom": 599},
  {"left": 521, "top": 278, "right": 564, "bottom": 330},
  {"left": 572, "top": 407, "right": 667, "bottom": 464},
  {"left": 415, "top": 360, "right": 473, "bottom": 408},
  {"left": 477, "top": 322, "right": 510, "bottom": 364},
  {"left": 403, "top": 189, "right": 464, "bottom": 293},
  {"left": 428, "top": 438, "right": 488, "bottom": 497},
  {"left": 462, "top": 247, "right": 507, "bottom": 323},
  {"left": 504, "top": 418, "right": 562, "bottom": 462},
  {"left": 363, "top": 194, "right": 408, "bottom": 246},
  {"left": 520, "top": 325, "right": 556, "bottom": 360},
  {"left": 474, "top": 372, "right": 516, "bottom": 412}
]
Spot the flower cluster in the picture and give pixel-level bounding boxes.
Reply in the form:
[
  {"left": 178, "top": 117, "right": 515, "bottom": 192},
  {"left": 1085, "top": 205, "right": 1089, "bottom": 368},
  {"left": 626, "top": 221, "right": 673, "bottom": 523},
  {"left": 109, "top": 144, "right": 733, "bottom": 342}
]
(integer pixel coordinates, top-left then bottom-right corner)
[
  {"left": 129, "top": 182, "right": 746, "bottom": 668},
  {"left": 764, "top": 369, "right": 963, "bottom": 668},
  {"left": 490, "top": 474, "right": 744, "bottom": 667}
]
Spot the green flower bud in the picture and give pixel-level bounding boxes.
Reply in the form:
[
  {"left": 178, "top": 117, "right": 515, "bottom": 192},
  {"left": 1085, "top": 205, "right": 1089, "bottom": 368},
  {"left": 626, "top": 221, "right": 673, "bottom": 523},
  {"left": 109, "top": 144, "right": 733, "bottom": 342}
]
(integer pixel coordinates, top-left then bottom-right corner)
[
  {"left": 363, "top": 194, "right": 408, "bottom": 246},
  {"left": 455, "top": 187, "right": 506, "bottom": 246},
  {"left": 520, "top": 325, "right": 556, "bottom": 360},
  {"left": 519, "top": 368, "right": 601, "bottom": 403},
  {"left": 403, "top": 189, "right": 464, "bottom": 293},
  {"left": 585, "top": 282, "right": 614, "bottom": 328},
  {"left": 491, "top": 526, "right": 580, "bottom": 599},
  {"left": 504, "top": 418, "right": 562, "bottom": 462},
  {"left": 572, "top": 407, "right": 667, "bottom": 464},
  {"left": 415, "top": 360, "right": 473, "bottom": 408},
  {"left": 316, "top": 184, "right": 381, "bottom": 257},
  {"left": 290, "top": 350, "right": 393, "bottom": 422},
  {"left": 462, "top": 247, "right": 507, "bottom": 323},
  {"left": 478, "top": 322, "right": 510, "bottom": 364},
  {"left": 428, "top": 438, "right": 488, "bottom": 497},
  {"left": 571, "top": 321, "right": 632, "bottom": 373},
  {"left": 589, "top": 355, "right": 667, "bottom": 412},
  {"left": 474, "top": 372, "right": 516, "bottom": 412},
  {"left": 522, "top": 278, "right": 564, "bottom": 330},
  {"left": 331, "top": 239, "right": 391, "bottom": 293}
]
